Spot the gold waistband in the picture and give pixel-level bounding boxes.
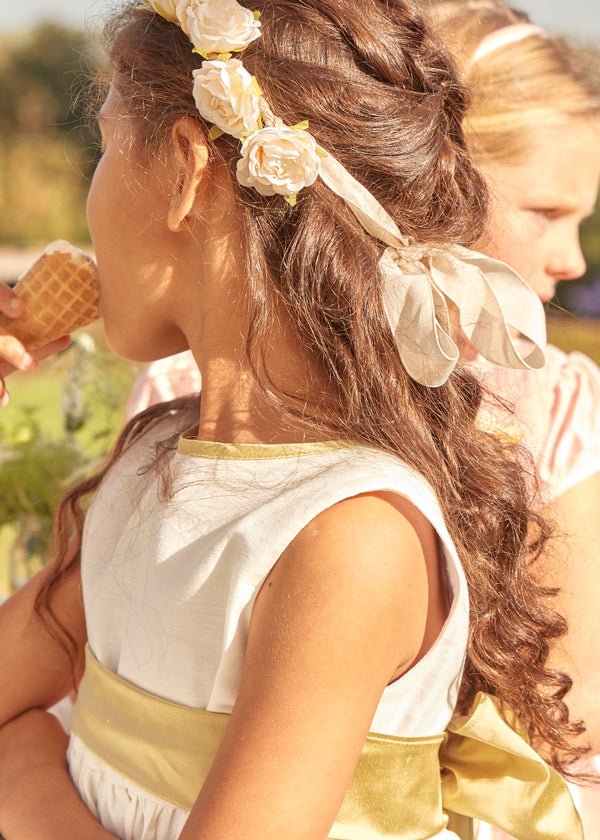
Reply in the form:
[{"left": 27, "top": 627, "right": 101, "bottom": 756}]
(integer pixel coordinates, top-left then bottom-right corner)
[{"left": 71, "top": 646, "right": 582, "bottom": 840}]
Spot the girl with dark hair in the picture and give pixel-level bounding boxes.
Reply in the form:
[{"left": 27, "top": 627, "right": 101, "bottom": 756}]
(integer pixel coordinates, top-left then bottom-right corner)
[{"left": 0, "top": 1, "right": 584, "bottom": 837}]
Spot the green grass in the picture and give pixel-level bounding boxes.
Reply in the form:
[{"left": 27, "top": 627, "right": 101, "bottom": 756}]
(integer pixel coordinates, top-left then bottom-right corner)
[{"left": 4, "top": 361, "right": 64, "bottom": 436}]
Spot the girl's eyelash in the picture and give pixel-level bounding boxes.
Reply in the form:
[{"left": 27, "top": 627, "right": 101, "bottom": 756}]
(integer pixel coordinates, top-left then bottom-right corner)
[{"left": 528, "top": 207, "right": 559, "bottom": 219}]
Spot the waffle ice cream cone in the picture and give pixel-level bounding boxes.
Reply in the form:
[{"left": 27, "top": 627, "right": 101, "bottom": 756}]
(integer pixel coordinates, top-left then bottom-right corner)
[{"left": 0, "top": 241, "right": 100, "bottom": 350}]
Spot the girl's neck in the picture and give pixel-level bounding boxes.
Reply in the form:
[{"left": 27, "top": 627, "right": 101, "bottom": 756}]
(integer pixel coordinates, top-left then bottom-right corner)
[
  {"left": 193, "top": 356, "right": 329, "bottom": 446},
  {"left": 186, "top": 302, "right": 331, "bottom": 446},
  {"left": 171, "top": 181, "right": 331, "bottom": 445}
]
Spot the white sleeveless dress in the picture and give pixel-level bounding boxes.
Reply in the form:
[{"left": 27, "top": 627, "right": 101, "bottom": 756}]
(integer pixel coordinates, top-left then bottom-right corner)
[{"left": 68, "top": 415, "right": 468, "bottom": 840}]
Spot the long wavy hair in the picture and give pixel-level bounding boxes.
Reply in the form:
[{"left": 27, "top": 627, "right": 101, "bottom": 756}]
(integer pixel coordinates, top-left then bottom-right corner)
[{"left": 39, "top": 0, "right": 586, "bottom": 775}]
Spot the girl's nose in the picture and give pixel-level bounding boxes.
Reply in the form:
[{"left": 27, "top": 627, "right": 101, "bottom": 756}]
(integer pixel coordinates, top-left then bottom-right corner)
[{"left": 548, "top": 236, "right": 587, "bottom": 282}]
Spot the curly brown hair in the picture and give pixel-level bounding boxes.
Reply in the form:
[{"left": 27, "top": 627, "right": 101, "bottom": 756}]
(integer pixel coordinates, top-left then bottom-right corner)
[{"left": 39, "top": 0, "right": 586, "bottom": 776}]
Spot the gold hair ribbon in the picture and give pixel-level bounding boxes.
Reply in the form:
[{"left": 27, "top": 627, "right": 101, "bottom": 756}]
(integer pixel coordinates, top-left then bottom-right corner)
[
  {"left": 71, "top": 647, "right": 581, "bottom": 840},
  {"left": 318, "top": 154, "right": 546, "bottom": 387}
]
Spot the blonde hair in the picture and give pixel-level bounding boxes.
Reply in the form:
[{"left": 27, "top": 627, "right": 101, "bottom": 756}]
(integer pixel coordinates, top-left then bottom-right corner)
[{"left": 427, "top": 0, "right": 600, "bottom": 163}]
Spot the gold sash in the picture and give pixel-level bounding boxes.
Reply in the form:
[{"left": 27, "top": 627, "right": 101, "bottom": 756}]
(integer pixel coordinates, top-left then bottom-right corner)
[{"left": 71, "top": 647, "right": 582, "bottom": 840}]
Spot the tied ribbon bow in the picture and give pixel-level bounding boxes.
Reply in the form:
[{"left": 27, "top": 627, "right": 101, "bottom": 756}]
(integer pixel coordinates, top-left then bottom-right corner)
[
  {"left": 441, "top": 692, "right": 583, "bottom": 839},
  {"left": 319, "top": 154, "right": 547, "bottom": 387}
]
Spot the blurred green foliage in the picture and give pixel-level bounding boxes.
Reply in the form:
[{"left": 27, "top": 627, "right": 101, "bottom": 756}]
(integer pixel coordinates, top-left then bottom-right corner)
[
  {"left": 0, "top": 409, "right": 89, "bottom": 588},
  {"left": 0, "top": 24, "right": 103, "bottom": 245},
  {"left": 0, "top": 409, "right": 88, "bottom": 526},
  {"left": 547, "top": 313, "right": 600, "bottom": 364},
  {"left": 0, "top": 333, "right": 142, "bottom": 591}
]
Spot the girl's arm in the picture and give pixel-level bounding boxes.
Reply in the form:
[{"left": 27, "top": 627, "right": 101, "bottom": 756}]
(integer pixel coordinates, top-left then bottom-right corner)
[
  {"left": 543, "top": 471, "right": 600, "bottom": 751},
  {"left": 0, "top": 709, "right": 118, "bottom": 840},
  {"left": 181, "top": 491, "right": 442, "bottom": 840},
  {"left": 0, "top": 549, "right": 116, "bottom": 837},
  {"left": 0, "top": 544, "right": 86, "bottom": 727}
]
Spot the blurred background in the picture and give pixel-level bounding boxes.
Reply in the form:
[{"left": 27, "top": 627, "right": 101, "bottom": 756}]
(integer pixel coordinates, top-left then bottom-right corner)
[
  {"left": 0, "top": 0, "right": 598, "bottom": 596},
  {"left": 2, "top": 0, "right": 599, "bottom": 304},
  {"left": 0, "top": 2, "right": 142, "bottom": 596}
]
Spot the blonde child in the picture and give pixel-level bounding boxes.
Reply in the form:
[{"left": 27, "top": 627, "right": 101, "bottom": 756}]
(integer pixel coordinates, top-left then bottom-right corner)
[{"left": 427, "top": 0, "right": 600, "bottom": 835}]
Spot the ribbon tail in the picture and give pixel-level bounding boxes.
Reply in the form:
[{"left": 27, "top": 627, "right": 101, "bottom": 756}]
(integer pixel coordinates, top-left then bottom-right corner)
[
  {"left": 318, "top": 154, "right": 409, "bottom": 250},
  {"left": 431, "top": 247, "right": 547, "bottom": 371},
  {"left": 380, "top": 249, "right": 459, "bottom": 387},
  {"left": 440, "top": 693, "right": 583, "bottom": 840},
  {"left": 318, "top": 156, "right": 547, "bottom": 385}
]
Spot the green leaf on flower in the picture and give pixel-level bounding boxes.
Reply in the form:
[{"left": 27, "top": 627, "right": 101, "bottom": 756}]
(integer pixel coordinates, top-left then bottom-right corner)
[
  {"left": 208, "top": 125, "right": 225, "bottom": 141},
  {"left": 249, "top": 77, "right": 263, "bottom": 97}
]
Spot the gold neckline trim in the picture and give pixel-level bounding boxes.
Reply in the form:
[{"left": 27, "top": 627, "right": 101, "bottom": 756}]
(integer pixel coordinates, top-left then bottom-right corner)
[{"left": 177, "top": 429, "right": 352, "bottom": 460}]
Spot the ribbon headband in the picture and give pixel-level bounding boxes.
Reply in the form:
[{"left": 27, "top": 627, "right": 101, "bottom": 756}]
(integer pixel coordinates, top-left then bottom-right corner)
[
  {"left": 470, "top": 23, "right": 548, "bottom": 64},
  {"left": 140, "top": 0, "right": 547, "bottom": 387}
]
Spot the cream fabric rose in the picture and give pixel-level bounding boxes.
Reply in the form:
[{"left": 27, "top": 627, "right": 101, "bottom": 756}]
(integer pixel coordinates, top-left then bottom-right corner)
[
  {"left": 192, "top": 59, "right": 260, "bottom": 138},
  {"left": 176, "top": 0, "right": 261, "bottom": 56},
  {"left": 142, "top": 0, "right": 178, "bottom": 22},
  {"left": 237, "top": 126, "right": 321, "bottom": 198}
]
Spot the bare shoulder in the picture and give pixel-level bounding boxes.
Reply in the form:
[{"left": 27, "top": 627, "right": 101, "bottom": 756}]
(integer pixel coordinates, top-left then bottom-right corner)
[
  {"left": 0, "top": 539, "right": 85, "bottom": 725},
  {"left": 278, "top": 490, "right": 437, "bottom": 593},
  {"left": 254, "top": 490, "right": 440, "bottom": 680}
]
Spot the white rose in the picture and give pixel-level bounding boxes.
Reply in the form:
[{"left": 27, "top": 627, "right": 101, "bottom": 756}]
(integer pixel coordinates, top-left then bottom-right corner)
[
  {"left": 237, "top": 126, "right": 321, "bottom": 198},
  {"left": 192, "top": 59, "right": 260, "bottom": 138},
  {"left": 176, "top": 0, "right": 261, "bottom": 56},
  {"left": 141, "top": 0, "right": 179, "bottom": 22}
]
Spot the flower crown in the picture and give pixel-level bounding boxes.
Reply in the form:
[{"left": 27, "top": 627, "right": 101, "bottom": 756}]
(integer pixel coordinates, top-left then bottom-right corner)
[
  {"left": 142, "top": 0, "right": 321, "bottom": 206},
  {"left": 140, "top": 0, "right": 547, "bottom": 387}
]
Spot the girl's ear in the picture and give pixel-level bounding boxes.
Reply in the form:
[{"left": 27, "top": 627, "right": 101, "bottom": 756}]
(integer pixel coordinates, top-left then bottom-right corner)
[{"left": 167, "top": 117, "right": 210, "bottom": 232}]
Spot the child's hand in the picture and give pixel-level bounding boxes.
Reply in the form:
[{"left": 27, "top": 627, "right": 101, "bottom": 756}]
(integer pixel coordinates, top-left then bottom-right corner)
[
  {"left": 0, "top": 708, "right": 117, "bottom": 839},
  {"left": 0, "top": 284, "right": 70, "bottom": 406}
]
